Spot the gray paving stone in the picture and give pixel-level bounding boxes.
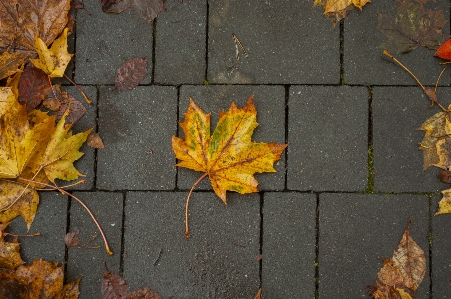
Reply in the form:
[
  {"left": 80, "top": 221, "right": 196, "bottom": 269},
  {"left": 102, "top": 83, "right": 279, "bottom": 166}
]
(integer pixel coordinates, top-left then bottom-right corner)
[
  {"left": 66, "top": 192, "right": 123, "bottom": 299},
  {"left": 177, "top": 85, "right": 286, "bottom": 192},
  {"left": 74, "top": 0, "right": 153, "bottom": 84},
  {"left": 262, "top": 192, "right": 316, "bottom": 299},
  {"left": 318, "top": 193, "right": 430, "bottom": 298},
  {"left": 372, "top": 87, "right": 450, "bottom": 192},
  {"left": 123, "top": 191, "right": 260, "bottom": 298},
  {"left": 344, "top": 0, "right": 450, "bottom": 85},
  {"left": 287, "top": 86, "right": 368, "bottom": 191},
  {"left": 55, "top": 85, "right": 97, "bottom": 190},
  {"left": 154, "top": 0, "right": 207, "bottom": 84},
  {"left": 97, "top": 86, "right": 177, "bottom": 190},
  {"left": 431, "top": 195, "right": 451, "bottom": 298},
  {"left": 208, "top": 0, "right": 340, "bottom": 84},
  {"left": 9, "top": 192, "right": 67, "bottom": 263}
]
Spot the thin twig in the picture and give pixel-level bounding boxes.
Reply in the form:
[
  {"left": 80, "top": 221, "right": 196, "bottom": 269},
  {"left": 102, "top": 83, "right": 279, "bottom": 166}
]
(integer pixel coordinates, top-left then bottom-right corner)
[
  {"left": 435, "top": 65, "right": 448, "bottom": 92},
  {"left": 18, "top": 177, "right": 113, "bottom": 255},
  {"left": 185, "top": 173, "right": 208, "bottom": 238},
  {"left": 383, "top": 50, "right": 425, "bottom": 89},
  {"left": 35, "top": 180, "right": 85, "bottom": 191},
  {"left": 63, "top": 74, "right": 92, "bottom": 104}
]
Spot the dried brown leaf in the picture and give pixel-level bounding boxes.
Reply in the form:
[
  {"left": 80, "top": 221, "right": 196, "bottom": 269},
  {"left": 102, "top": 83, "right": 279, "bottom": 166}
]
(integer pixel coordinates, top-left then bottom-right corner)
[
  {"left": 0, "top": 0, "right": 71, "bottom": 53},
  {"left": 0, "top": 52, "right": 29, "bottom": 80},
  {"left": 438, "top": 169, "right": 451, "bottom": 184},
  {"left": 64, "top": 228, "right": 80, "bottom": 248},
  {"left": 115, "top": 57, "right": 148, "bottom": 91},
  {"left": 57, "top": 93, "right": 87, "bottom": 126},
  {"left": 103, "top": 0, "right": 165, "bottom": 24},
  {"left": 87, "top": 133, "right": 105, "bottom": 149},
  {"left": 18, "top": 63, "right": 53, "bottom": 111},
  {"left": 378, "top": 0, "right": 449, "bottom": 53}
]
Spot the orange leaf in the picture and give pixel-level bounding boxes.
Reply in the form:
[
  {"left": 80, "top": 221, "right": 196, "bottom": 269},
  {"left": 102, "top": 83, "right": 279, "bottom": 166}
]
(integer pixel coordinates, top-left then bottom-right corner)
[{"left": 435, "top": 39, "right": 451, "bottom": 60}]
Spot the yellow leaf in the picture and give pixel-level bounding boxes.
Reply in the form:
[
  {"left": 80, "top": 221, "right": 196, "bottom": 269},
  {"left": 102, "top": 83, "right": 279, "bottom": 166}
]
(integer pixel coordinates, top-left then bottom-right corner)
[
  {"left": 40, "top": 108, "right": 92, "bottom": 183},
  {"left": 396, "top": 288, "right": 413, "bottom": 299},
  {"left": 172, "top": 96, "right": 287, "bottom": 204},
  {"left": 0, "top": 180, "right": 39, "bottom": 231},
  {"left": 6, "top": 66, "right": 23, "bottom": 100},
  {"left": 0, "top": 222, "right": 24, "bottom": 269},
  {"left": 0, "top": 87, "right": 16, "bottom": 118},
  {"left": 30, "top": 28, "right": 73, "bottom": 78},
  {"left": 314, "top": 0, "right": 371, "bottom": 24},
  {"left": 435, "top": 188, "right": 451, "bottom": 215}
]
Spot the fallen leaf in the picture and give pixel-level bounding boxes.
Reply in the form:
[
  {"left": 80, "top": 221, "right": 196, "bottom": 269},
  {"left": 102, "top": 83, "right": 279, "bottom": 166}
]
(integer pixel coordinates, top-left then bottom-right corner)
[
  {"left": 0, "top": 52, "right": 29, "bottom": 80},
  {"left": 435, "top": 39, "right": 451, "bottom": 60},
  {"left": 72, "top": 0, "right": 91, "bottom": 15},
  {"left": 313, "top": 0, "right": 371, "bottom": 24},
  {"left": 378, "top": 0, "right": 449, "bottom": 53},
  {"left": 64, "top": 227, "right": 80, "bottom": 247},
  {"left": 0, "top": 223, "right": 25, "bottom": 270},
  {"left": 115, "top": 57, "right": 148, "bottom": 91},
  {"left": 0, "top": 0, "right": 71, "bottom": 53},
  {"left": 0, "top": 259, "right": 81, "bottom": 299},
  {"left": 30, "top": 28, "right": 73, "bottom": 78},
  {"left": 103, "top": 0, "right": 165, "bottom": 24},
  {"left": 0, "top": 87, "right": 16, "bottom": 118},
  {"left": 435, "top": 188, "right": 451, "bottom": 215},
  {"left": 0, "top": 181, "right": 39, "bottom": 231},
  {"left": 57, "top": 92, "right": 87, "bottom": 126},
  {"left": 172, "top": 96, "right": 287, "bottom": 204},
  {"left": 87, "top": 133, "right": 105, "bottom": 149},
  {"left": 18, "top": 63, "right": 53, "bottom": 111},
  {"left": 366, "top": 222, "right": 425, "bottom": 298},
  {"left": 99, "top": 0, "right": 122, "bottom": 11},
  {"left": 254, "top": 288, "right": 262, "bottom": 299},
  {"left": 438, "top": 169, "right": 451, "bottom": 184},
  {"left": 101, "top": 265, "right": 162, "bottom": 299}
]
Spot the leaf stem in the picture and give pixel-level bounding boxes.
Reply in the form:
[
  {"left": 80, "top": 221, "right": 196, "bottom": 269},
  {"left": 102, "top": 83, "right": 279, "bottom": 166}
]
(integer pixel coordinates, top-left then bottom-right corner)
[
  {"left": 63, "top": 74, "right": 92, "bottom": 104},
  {"left": 383, "top": 50, "right": 425, "bottom": 89},
  {"left": 185, "top": 173, "right": 208, "bottom": 238},
  {"left": 17, "top": 177, "right": 113, "bottom": 255}
]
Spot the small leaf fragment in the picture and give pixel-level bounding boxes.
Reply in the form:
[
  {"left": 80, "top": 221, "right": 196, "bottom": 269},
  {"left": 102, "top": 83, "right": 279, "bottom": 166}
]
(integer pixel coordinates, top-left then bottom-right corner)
[
  {"left": 64, "top": 228, "right": 80, "bottom": 248},
  {"left": 115, "top": 57, "right": 148, "bottom": 91},
  {"left": 435, "top": 188, "right": 451, "bottom": 215},
  {"left": 102, "top": 0, "right": 165, "bottom": 24},
  {"left": 87, "top": 133, "right": 105, "bottom": 149}
]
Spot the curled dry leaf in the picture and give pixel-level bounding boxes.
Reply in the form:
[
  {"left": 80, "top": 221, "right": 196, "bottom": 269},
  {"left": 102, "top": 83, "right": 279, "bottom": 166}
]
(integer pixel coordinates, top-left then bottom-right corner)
[
  {"left": 378, "top": 0, "right": 449, "bottom": 53},
  {"left": 87, "top": 133, "right": 105, "bottom": 149},
  {"left": 101, "top": 265, "right": 162, "bottom": 299},
  {"left": 0, "top": 0, "right": 71, "bottom": 52},
  {"left": 115, "top": 57, "right": 148, "bottom": 91},
  {"left": 102, "top": 0, "right": 165, "bottom": 24},
  {"left": 0, "top": 52, "right": 29, "bottom": 80},
  {"left": 18, "top": 63, "right": 53, "bottom": 111},
  {"left": 438, "top": 169, "right": 451, "bottom": 184},
  {"left": 30, "top": 28, "right": 73, "bottom": 78},
  {"left": 313, "top": 0, "right": 371, "bottom": 24},
  {"left": 0, "top": 259, "right": 80, "bottom": 299},
  {"left": 0, "top": 223, "right": 24, "bottom": 270},
  {"left": 366, "top": 222, "right": 425, "bottom": 298}
]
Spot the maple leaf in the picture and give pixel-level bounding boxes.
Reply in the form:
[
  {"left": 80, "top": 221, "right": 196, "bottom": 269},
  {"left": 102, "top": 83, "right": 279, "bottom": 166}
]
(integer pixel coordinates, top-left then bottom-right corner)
[
  {"left": 378, "top": 0, "right": 449, "bottom": 53},
  {"left": 172, "top": 96, "right": 287, "bottom": 237},
  {"left": 366, "top": 221, "right": 425, "bottom": 298},
  {"left": 313, "top": 0, "right": 371, "bottom": 24},
  {"left": 0, "top": 0, "right": 70, "bottom": 53},
  {"left": 0, "top": 259, "right": 80, "bottom": 299},
  {"left": 0, "top": 52, "right": 29, "bottom": 80},
  {"left": 0, "top": 222, "right": 24, "bottom": 270},
  {"left": 30, "top": 28, "right": 73, "bottom": 78}
]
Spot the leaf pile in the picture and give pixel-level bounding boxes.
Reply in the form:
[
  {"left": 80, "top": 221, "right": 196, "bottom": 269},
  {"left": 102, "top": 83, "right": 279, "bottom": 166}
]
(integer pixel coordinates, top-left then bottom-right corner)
[
  {"left": 313, "top": 0, "right": 371, "bottom": 24},
  {"left": 366, "top": 222, "right": 426, "bottom": 299},
  {"left": 378, "top": 0, "right": 449, "bottom": 53}
]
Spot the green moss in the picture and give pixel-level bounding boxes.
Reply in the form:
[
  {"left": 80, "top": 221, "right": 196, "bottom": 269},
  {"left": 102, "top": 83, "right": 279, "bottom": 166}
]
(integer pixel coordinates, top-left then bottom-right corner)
[
  {"left": 365, "top": 146, "right": 375, "bottom": 194},
  {"left": 203, "top": 80, "right": 209, "bottom": 86}
]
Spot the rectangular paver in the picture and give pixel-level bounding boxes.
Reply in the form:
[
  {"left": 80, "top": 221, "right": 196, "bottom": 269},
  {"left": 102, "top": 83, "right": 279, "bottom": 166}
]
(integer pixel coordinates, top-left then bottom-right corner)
[
  {"left": 74, "top": 0, "right": 153, "bottom": 84},
  {"left": 287, "top": 86, "right": 368, "bottom": 191},
  {"left": 97, "top": 86, "right": 177, "bottom": 190},
  {"left": 372, "top": 86, "right": 450, "bottom": 192},
  {"left": 344, "top": 0, "right": 450, "bottom": 85},
  {"left": 66, "top": 192, "right": 123, "bottom": 299},
  {"left": 154, "top": 0, "right": 207, "bottom": 84},
  {"left": 123, "top": 191, "right": 260, "bottom": 298},
  {"left": 318, "top": 193, "right": 430, "bottom": 298},
  {"left": 9, "top": 192, "right": 67, "bottom": 263},
  {"left": 177, "top": 85, "right": 286, "bottom": 192},
  {"left": 262, "top": 192, "right": 316, "bottom": 298},
  {"left": 208, "top": 0, "right": 340, "bottom": 84}
]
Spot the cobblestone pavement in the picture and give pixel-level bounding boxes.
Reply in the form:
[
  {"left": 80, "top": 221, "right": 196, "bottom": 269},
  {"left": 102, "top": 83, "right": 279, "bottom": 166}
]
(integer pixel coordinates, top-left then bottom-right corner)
[{"left": 10, "top": 0, "right": 451, "bottom": 298}]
